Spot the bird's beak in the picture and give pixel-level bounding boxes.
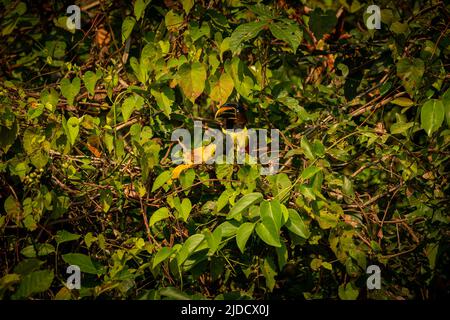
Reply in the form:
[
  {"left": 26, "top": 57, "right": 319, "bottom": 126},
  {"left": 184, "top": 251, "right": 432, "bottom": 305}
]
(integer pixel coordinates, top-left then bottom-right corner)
[{"left": 215, "top": 106, "right": 237, "bottom": 119}]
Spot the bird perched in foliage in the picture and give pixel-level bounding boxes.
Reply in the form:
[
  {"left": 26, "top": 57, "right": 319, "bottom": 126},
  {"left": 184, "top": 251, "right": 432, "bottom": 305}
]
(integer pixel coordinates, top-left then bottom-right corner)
[
  {"left": 215, "top": 103, "right": 249, "bottom": 158},
  {"left": 171, "top": 103, "right": 249, "bottom": 180}
]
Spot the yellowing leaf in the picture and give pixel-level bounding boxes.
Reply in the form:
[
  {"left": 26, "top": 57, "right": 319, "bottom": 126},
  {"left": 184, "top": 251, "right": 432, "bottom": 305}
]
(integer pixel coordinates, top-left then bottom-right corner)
[
  {"left": 210, "top": 72, "right": 234, "bottom": 105},
  {"left": 178, "top": 62, "right": 206, "bottom": 102},
  {"left": 172, "top": 164, "right": 194, "bottom": 180}
]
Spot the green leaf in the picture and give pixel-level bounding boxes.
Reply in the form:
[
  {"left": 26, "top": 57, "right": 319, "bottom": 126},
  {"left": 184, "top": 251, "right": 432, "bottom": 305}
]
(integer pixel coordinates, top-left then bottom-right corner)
[
  {"left": 421, "top": 99, "right": 444, "bottom": 136},
  {"left": 66, "top": 116, "right": 79, "bottom": 145},
  {"left": 62, "top": 253, "right": 100, "bottom": 274},
  {"left": 275, "top": 242, "right": 288, "bottom": 269},
  {"left": 55, "top": 230, "right": 80, "bottom": 245},
  {"left": 269, "top": 22, "right": 302, "bottom": 52},
  {"left": 149, "top": 207, "right": 170, "bottom": 227},
  {"left": 227, "top": 192, "right": 263, "bottom": 220},
  {"left": 260, "top": 200, "right": 282, "bottom": 231},
  {"left": 178, "top": 62, "right": 206, "bottom": 102},
  {"left": 100, "top": 189, "right": 113, "bottom": 213},
  {"left": 122, "top": 16, "right": 136, "bottom": 43},
  {"left": 14, "top": 259, "right": 44, "bottom": 276},
  {"left": 151, "top": 87, "right": 174, "bottom": 118},
  {"left": 396, "top": 58, "right": 424, "bottom": 96},
  {"left": 301, "top": 166, "right": 321, "bottom": 180},
  {"left": 134, "top": 0, "right": 150, "bottom": 21},
  {"left": 210, "top": 72, "right": 234, "bottom": 105},
  {"left": 309, "top": 9, "right": 337, "bottom": 39},
  {"left": 338, "top": 282, "right": 360, "bottom": 300},
  {"left": 205, "top": 228, "right": 222, "bottom": 255},
  {"left": 442, "top": 88, "right": 450, "bottom": 128},
  {"left": 181, "top": 0, "right": 194, "bottom": 14},
  {"left": 229, "top": 21, "right": 267, "bottom": 53},
  {"left": 391, "top": 97, "right": 414, "bottom": 107},
  {"left": 4, "top": 195, "right": 21, "bottom": 219},
  {"left": 165, "top": 10, "right": 183, "bottom": 31},
  {"left": 317, "top": 210, "right": 339, "bottom": 229},
  {"left": 390, "top": 122, "right": 414, "bottom": 135},
  {"left": 82, "top": 70, "right": 101, "bottom": 96},
  {"left": 179, "top": 198, "right": 192, "bottom": 222},
  {"left": 40, "top": 88, "right": 59, "bottom": 112},
  {"left": 21, "top": 244, "right": 55, "bottom": 258},
  {"left": 261, "top": 257, "right": 277, "bottom": 292},
  {"left": 390, "top": 21, "right": 409, "bottom": 34},
  {"left": 236, "top": 222, "right": 255, "bottom": 253},
  {"left": 159, "top": 287, "right": 191, "bottom": 300},
  {"left": 122, "top": 94, "right": 144, "bottom": 122},
  {"left": 301, "top": 136, "right": 315, "bottom": 160},
  {"left": 151, "top": 170, "right": 171, "bottom": 192},
  {"left": 14, "top": 270, "right": 53, "bottom": 298},
  {"left": 177, "top": 234, "right": 205, "bottom": 267},
  {"left": 255, "top": 221, "right": 281, "bottom": 247},
  {"left": 179, "top": 168, "right": 195, "bottom": 191},
  {"left": 285, "top": 209, "right": 310, "bottom": 239},
  {"left": 152, "top": 247, "right": 173, "bottom": 269},
  {"left": 60, "top": 77, "right": 80, "bottom": 106}
]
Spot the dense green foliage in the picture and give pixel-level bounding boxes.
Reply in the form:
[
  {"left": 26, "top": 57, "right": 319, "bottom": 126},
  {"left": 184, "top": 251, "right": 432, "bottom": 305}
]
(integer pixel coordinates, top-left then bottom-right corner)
[{"left": 1, "top": 0, "right": 449, "bottom": 300}]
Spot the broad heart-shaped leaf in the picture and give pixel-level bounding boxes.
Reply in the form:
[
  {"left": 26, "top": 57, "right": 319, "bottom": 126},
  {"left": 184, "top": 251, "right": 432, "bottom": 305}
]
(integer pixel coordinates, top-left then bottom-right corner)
[
  {"left": 229, "top": 21, "right": 267, "bottom": 53},
  {"left": 260, "top": 200, "right": 283, "bottom": 231},
  {"left": 285, "top": 209, "right": 310, "bottom": 239},
  {"left": 181, "top": 0, "right": 194, "bottom": 14},
  {"left": 66, "top": 116, "right": 79, "bottom": 146},
  {"left": 149, "top": 207, "right": 170, "bottom": 227},
  {"left": 82, "top": 70, "right": 101, "bottom": 96},
  {"left": 62, "top": 253, "right": 100, "bottom": 274},
  {"left": 4, "top": 195, "right": 21, "bottom": 219},
  {"left": 396, "top": 57, "right": 424, "bottom": 96},
  {"left": 178, "top": 62, "right": 206, "bottom": 102},
  {"left": 13, "top": 270, "right": 54, "bottom": 299},
  {"left": 236, "top": 222, "right": 255, "bottom": 253},
  {"left": 122, "top": 94, "right": 144, "bottom": 122},
  {"left": 210, "top": 72, "right": 234, "bottom": 105},
  {"left": 165, "top": 10, "right": 184, "bottom": 31},
  {"left": 151, "top": 170, "right": 171, "bottom": 192},
  {"left": 60, "top": 77, "right": 80, "bottom": 106},
  {"left": 152, "top": 247, "right": 173, "bottom": 269},
  {"left": 255, "top": 220, "right": 281, "bottom": 247},
  {"left": 40, "top": 88, "right": 59, "bottom": 112},
  {"left": 338, "top": 282, "right": 360, "bottom": 300},
  {"left": 151, "top": 87, "right": 174, "bottom": 118},
  {"left": 122, "top": 16, "right": 136, "bottom": 43},
  {"left": 421, "top": 99, "right": 444, "bottom": 136},
  {"left": 177, "top": 234, "right": 205, "bottom": 267},
  {"left": 309, "top": 8, "right": 337, "bottom": 39},
  {"left": 269, "top": 21, "right": 302, "bottom": 52},
  {"left": 227, "top": 192, "right": 263, "bottom": 220}
]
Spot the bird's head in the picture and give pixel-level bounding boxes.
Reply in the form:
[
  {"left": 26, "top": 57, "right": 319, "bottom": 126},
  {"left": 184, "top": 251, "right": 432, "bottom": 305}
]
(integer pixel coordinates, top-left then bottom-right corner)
[{"left": 215, "top": 103, "right": 247, "bottom": 130}]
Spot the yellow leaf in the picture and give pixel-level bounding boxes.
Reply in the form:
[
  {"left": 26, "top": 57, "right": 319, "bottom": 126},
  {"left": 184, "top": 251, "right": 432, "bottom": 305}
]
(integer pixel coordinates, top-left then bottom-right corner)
[{"left": 172, "top": 164, "right": 194, "bottom": 180}]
